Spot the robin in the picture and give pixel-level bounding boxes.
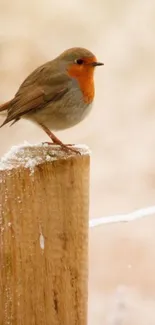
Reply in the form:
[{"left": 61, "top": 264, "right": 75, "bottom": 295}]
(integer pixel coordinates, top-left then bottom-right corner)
[{"left": 0, "top": 47, "right": 104, "bottom": 153}]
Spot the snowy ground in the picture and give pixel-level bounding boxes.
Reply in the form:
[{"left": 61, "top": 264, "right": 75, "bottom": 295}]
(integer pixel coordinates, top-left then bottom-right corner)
[{"left": 89, "top": 213, "right": 155, "bottom": 325}]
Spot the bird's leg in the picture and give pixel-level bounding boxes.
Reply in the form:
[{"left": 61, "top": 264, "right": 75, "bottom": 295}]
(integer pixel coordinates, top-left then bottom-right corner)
[{"left": 39, "top": 122, "right": 80, "bottom": 154}]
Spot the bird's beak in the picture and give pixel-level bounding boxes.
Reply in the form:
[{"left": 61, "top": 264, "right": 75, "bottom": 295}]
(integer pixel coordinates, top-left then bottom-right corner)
[{"left": 91, "top": 62, "right": 104, "bottom": 67}]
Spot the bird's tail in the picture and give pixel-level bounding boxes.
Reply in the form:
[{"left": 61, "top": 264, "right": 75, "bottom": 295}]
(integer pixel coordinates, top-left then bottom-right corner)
[
  {"left": 0, "top": 100, "right": 12, "bottom": 128},
  {"left": 0, "top": 100, "right": 11, "bottom": 113}
]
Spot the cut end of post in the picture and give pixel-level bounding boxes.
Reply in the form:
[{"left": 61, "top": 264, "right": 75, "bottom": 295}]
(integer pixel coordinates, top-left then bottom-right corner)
[{"left": 0, "top": 141, "right": 91, "bottom": 173}]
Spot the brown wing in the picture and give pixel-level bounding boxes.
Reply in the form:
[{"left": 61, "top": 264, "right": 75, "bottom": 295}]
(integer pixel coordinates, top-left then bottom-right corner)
[{"left": 1, "top": 60, "right": 70, "bottom": 127}]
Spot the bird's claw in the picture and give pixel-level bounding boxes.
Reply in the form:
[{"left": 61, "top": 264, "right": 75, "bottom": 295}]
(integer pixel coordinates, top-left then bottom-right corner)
[{"left": 42, "top": 142, "right": 81, "bottom": 155}]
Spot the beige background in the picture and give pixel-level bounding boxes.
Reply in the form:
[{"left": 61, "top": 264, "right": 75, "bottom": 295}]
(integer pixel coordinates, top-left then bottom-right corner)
[{"left": 0, "top": 0, "right": 155, "bottom": 323}]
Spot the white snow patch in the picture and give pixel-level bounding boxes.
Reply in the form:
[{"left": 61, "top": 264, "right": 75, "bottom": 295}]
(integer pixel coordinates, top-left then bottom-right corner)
[
  {"left": 89, "top": 205, "right": 155, "bottom": 227},
  {"left": 74, "top": 143, "right": 91, "bottom": 154},
  {"left": 0, "top": 141, "right": 90, "bottom": 173},
  {"left": 40, "top": 233, "right": 45, "bottom": 250}
]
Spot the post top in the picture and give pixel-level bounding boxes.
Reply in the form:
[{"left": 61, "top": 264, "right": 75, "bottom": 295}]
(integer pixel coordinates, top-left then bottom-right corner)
[{"left": 0, "top": 142, "right": 91, "bottom": 173}]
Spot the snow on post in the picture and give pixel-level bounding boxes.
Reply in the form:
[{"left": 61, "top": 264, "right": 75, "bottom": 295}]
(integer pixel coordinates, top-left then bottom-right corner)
[{"left": 0, "top": 143, "right": 90, "bottom": 325}]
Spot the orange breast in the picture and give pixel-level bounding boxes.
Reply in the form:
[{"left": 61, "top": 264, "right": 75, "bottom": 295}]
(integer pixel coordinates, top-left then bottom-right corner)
[{"left": 67, "top": 60, "right": 95, "bottom": 104}]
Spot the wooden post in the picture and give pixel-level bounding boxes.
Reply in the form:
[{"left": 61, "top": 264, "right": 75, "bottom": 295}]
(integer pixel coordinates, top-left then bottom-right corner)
[{"left": 0, "top": 144, "right": 90, "bottom": 325}]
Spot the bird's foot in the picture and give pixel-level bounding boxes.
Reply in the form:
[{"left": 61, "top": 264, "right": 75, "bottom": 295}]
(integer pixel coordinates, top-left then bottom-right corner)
[
  {"left": 42, "top": 141, "right": 81, "bottom": 155},
  {"left": 40, "top": 123, "right": 81, "bottom": 155}
]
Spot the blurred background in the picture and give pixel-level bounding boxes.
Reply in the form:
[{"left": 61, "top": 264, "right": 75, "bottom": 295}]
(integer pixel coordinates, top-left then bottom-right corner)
[{"left": 0, "top": 0, "right": 155, "bottom": 323}]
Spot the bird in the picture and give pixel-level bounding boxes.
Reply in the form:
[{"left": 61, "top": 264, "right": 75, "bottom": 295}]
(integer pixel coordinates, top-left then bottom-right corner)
[{"left": 0, "top": 47, "right": 104, "bottom": 153}]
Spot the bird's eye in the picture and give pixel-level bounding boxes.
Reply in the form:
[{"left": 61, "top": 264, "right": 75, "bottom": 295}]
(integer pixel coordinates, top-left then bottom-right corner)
[{"left": 75, "top": 59, "right": 84, "bottom": 65}]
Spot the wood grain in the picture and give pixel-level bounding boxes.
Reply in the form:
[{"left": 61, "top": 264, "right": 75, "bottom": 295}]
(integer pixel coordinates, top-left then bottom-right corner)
[{"left": 0, "top": 145, "right": 90, "bottom": 325}]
